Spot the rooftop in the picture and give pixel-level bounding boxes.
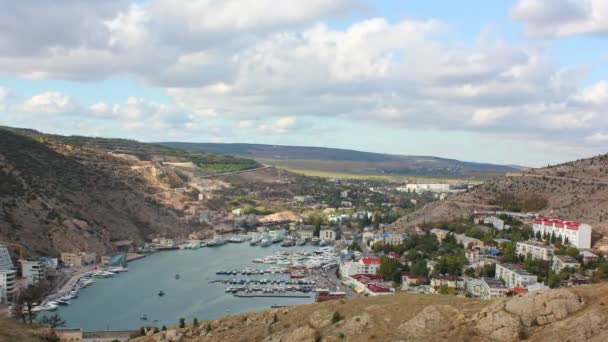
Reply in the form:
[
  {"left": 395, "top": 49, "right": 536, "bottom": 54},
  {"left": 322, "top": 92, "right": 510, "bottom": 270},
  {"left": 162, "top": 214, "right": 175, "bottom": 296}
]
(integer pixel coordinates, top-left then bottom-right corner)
[
  {"left": 555, "top": 255, "right": 580, "bottom": 264},
  {"left": 361, "top": 257, "right": 381, "bottom": 265},
  {"left": 533, "top": 218, "right": 585, "bottom": 230},
  {"left": 498, "top": 263, "right": 536, "bottom": 277}
]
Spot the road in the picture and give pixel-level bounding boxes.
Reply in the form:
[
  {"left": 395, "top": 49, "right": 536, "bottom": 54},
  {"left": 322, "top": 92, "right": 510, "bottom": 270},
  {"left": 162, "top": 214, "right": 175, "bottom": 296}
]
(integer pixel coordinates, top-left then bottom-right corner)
[
  {"left": 199, "top": 166, "right": 272, "bottom": 179},
  {"left": 309, "top": 266, "right": 360, "bottom": 299}
]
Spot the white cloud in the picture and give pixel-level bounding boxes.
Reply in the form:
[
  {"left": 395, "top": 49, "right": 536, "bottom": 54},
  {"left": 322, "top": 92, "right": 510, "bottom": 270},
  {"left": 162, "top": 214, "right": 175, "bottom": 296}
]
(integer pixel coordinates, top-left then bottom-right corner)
[
  {"left": 0, "top": 87, "right": 9, "bottom": 111},
  {"left": 511, "top": 0, "right": 608, "bottom": 37},
  {"left": 258, "top": 116, "right": 298, "bottom": 133},
  {"left": 585, "top": 133, "right": 608, "bottom": 143},
  {"left": 238, "top": 120, "right": 255, "bottom": 129},
  {"left": 19, "top": 92, "right": 75, "bottom": 114},
  {"left": 579, "top": 81, "right": 608, "bottom": 105},
  {"left": 89, "top": 102, "right": 110, "bottom": 115}
]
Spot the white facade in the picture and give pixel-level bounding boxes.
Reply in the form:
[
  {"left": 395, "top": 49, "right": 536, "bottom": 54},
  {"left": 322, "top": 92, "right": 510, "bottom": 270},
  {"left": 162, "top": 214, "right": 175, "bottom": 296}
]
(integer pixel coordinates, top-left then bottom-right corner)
[
  {"left": 516, "top": 240, "right": 554, "bottom": 261},
  {"left": 0, "top": 245, "right": 14, "bottom": 270},
  {"left": 0, "top": 269, "right": 17, "bottom": 303},
  {"left": 483, "top": 216, "right": 505, "bottom": 230},
  {"left": 21, "top": 260, "right": 47, "bottom": 285},
  {"left": 398, "top": 183, "right": 450, "bottom": 193},
  {"left": 340, "top": 258, "right": 381, "bottom": 277},
  {"left": 320, "top": 229, "right": 338, "bottom": 241},
  {"left": 532, "top": 218, "right": 592, "bottom": 249},
  {"left": 495, "top": 263, "right": 538, "bottom": 288},
  {"left": 465, "top": 277, "right": 508, "bottom": 299}
]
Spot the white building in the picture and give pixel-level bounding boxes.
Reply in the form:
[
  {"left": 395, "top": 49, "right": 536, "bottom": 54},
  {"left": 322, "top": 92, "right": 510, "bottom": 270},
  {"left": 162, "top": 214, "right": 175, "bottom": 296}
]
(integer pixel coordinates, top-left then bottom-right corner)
[
  {"left": 465, "top": 277, "right": 508, "bottom": 299},
  {"left": 495, "top": 263, "right": 538, "bottom": 288},
  {"left": 21, "top": 260, "right": 47, "bottom": 286},
  {"left": 0, "top": 244, "right": 14, "bottom": 270},
  {"left": 0, "top": 269, "right": 17, "bottom": 303},
  {"left": 552, "top": 255, "right": 580, "bottom": 273},
  {"left": 320, "top": 228, "right": 340, "bottom": 241},
  {"left": 516, "top": 240, "right": 554, "bottom": 261},
  {"left": 340, "top": 258, "right": 381, "bottom": 277},
  {"left": 532, "top": 218, "right": 592, "bottom": 249},
  {"left": 483, "top": 216, "right": 505, "bottom": 230},
  {"left": 384, "top": 233, "right": 406, "bottom": 246},
  {"left": 398, "top": 183, "right": 450, "bottom": 194}
]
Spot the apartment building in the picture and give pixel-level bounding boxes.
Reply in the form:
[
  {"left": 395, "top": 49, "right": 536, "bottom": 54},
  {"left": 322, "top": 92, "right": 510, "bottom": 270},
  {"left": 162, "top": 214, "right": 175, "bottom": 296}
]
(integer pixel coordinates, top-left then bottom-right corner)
[
  {"left": 0, "top": 244, "right": 14, "bottom": 270},
  {"left": 61, "top": 252, "right": 97, "bottom": 267},
  {"left": 0, "top": 269, "right": 17, "bottom": 303},
  {"left": 532, "top": 218, "right": 592, "bottom": 249},
  {"left": 21, "top": 260, "right": 47, "bottom": 285},
  {"left": 516, "top": 240, "right": 554, "bottom": 261},
  {"left": 495, "top": 263, "right": 538, "bottom": 288},
  {"left": 552, "top": 255, "right": 580, "bottom": 273},
  {"left": 340, "top": 258, "right": 381, "bottom": 277}
]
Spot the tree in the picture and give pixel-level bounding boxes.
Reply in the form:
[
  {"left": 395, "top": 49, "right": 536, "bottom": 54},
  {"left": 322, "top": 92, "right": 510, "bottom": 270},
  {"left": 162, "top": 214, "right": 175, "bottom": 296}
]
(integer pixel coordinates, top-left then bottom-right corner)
[
  {"left": 193, "top": 318, "right": 199, "bottom": 327},
  {"left": 10, "top": 301, "right": 26, "bottom": 324},
  {"left": 378, "top": 256, "right": 401, "bottom": 281},
  {"left": 179, "top": 317, "right": 186, "bottom": 329},
  {"left": 16, "top": 281, "right": 50, "bottom": 324},
  {"left": 410, "top": 260, "right": 428, "bottom": 276},
  {"left": 464, "top": 267, "right": 476, "bottom": 277},
  {"left": 40, "top": 313, "right": 66, "bottom": 330}
]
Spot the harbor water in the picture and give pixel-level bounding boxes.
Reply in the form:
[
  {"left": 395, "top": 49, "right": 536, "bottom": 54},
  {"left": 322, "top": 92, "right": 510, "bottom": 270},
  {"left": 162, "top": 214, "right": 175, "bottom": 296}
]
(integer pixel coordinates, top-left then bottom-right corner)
[{"left": 50, "top": 243, "right": 316, "bottom": 331}]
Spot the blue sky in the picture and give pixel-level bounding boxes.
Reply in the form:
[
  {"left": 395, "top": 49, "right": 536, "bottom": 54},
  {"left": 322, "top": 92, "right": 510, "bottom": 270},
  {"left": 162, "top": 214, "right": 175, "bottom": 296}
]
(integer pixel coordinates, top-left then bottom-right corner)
[{"left": 0, "top": 0, "right": 607, "bottom": 167}]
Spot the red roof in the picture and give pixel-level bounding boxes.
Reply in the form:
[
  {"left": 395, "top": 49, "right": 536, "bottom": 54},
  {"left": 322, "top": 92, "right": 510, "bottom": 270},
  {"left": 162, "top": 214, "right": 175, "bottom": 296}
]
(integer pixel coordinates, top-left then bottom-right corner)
[
  {"left": 512, "top": 284, "right": 528, "bottom": 294},
  {"left": 361, "top": 257, "right": 381, "bottom": 265},
  {"left": 533, "top": 217, "right": 582, "bottom": 231},
  {"left": 367, "top": 283, "right": 391, "bottom": 293}
]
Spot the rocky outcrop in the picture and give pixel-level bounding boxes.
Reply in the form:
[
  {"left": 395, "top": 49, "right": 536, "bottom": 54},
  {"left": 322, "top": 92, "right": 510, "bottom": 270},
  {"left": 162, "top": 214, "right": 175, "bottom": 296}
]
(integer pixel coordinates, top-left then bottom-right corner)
[{"left": 398, "top": 305, "right": 462, "bottom": 341}]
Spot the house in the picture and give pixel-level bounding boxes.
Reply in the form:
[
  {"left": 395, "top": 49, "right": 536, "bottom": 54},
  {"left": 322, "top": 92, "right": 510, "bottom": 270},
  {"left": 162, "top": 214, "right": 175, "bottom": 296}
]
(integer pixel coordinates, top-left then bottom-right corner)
[
  {"left": 430, "top": 228, "right": 450, "bottom": 242},
  {"left": 483, "top": 216, "right": 505, "bottom": 230},
  {"left": 552, "top": 255, "right": 580, "bottom": 273},
  {"left": 473, "top": 215, "right": 486, "bottom": 224},
  {"left": 532, "top": 218, "right": 592, "bottom": 249},
  {"left": 384, "top": 232, "right": 406, "bottom": 246},
  {"left": 341, "top": 190, "right": 349, "bottom": 198},
  {"left": 580, "top": 251, "right": 599, "bottom": 264},
  {"left": 516, "top": 240, "right": 554, "bottom": 261},
  {"left": 296, "top": 227, "right": 315, "bottom": 239},
  {"left": 454, "top": 234, "right": 483, "bottom": 248},
  {"left": 0, "top": 269, "right": 17, "bottom": 303},
  {"left": 402, "top": 273, "right": 428, "bottom": 287},
  {"left": 341, "top": 230, "right": 356, "bottom": 245},
  {"left": 430, "top": 275, "right": 464, "bottom": 292},
  {"left": 320, "top": 227, "right": 340, "bottom": 242},
  {"left": 21, "top": 260, "right": 47, "bottom": 285},
  {"left": 0, "top": 244, "right": 14, "bottom": 270},
  {"left": 340, "top": 258, "right": 381, "bottom": 277},
  {"left": 466, "top": 249, "right": 483, "bottom": 263},
  {"left": 60, "top": 252, "right": 97, "bottom": 267},
  {"left": 113, "top": 240, "right": 135, "bottom": 253},
  {"left": 495, "top": 263, "right": 538, "bottom": 288}
]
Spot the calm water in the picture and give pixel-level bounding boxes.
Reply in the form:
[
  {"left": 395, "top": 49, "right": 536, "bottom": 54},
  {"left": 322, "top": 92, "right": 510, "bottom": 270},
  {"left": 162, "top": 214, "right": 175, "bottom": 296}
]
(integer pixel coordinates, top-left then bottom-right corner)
[{"left": 48, "top": 243, "right": 315, "bottom": 331}]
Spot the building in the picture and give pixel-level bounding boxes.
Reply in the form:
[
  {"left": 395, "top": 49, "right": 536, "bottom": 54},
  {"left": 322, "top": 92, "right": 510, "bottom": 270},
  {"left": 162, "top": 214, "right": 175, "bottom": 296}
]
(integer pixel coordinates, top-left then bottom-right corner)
[
  {"left": 483, "top": 216, "right": 505, "bottom": 230},
  {"left": 465, "top": 277, "right": 508, "bottom": 299},
  {"left": 0, "top": 269, "right": 17, "bottom": 303},
  {"left": 552, "top": 255, "right": 580, "bottom": 273},
  {"left": 580, "top": 251, "right": 599, "bottom": 264},
  {"left": 454, "top": 234, "right": 484, "bottom": 249},
  {"left": 384, "top": 232, "right": 406, "bottom": 246},
  {"left": 516, "top": 240, "right": 554, "bottom": 261},
  {"left": 430, "top": 228, "right": 450, "bottom": 242},
  {"left": 402, "top": 273, "right": 429, "bottom": 287},
  {"left": 320, "top": 227, "right": 340, "bottom": 242},
  {"left": 0, "top": 244, "right": 14, "bottom": 270},
  {"left": 61, "top": 252, "right": 97, "bottom": 267},
  {"left": 430, "top": 275, "right": 464, "bottom": 292},
  {"left": 340, "top": 258, "right": 381, "bottom": 278},
  {"left": 495, "top": 263, "right": 538, "bottom": 288},
  {"left": 532, "top": 218, "right": 592, "bottom": 249},
  {"left": 398, "top": 183, "right": 450, "bottom": 194},
  {"left": 21, "top": 260, "right": 47, "bottom": 285},
  {"left": 296, "top": 228, "right": 315, "bottom": 239}
]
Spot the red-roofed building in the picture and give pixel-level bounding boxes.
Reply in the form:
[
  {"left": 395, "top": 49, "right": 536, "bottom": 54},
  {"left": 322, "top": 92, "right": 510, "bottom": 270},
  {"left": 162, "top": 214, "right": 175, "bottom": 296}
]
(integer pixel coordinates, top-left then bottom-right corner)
[
  {"left": 367, "top": 283, "right": 392, "bottom": 293},
  {"left": 361, "top": 257, "right": 381, "bottom": 265},
  {"left": 532, "top": 218, "right": 591, "bottom": 249}
]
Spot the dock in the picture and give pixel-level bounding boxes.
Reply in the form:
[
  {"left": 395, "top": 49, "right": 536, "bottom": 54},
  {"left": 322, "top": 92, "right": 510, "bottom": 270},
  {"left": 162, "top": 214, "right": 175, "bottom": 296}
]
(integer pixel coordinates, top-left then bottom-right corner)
[{"left": 234, "top": 294, "right": 311, "bottom": 299}]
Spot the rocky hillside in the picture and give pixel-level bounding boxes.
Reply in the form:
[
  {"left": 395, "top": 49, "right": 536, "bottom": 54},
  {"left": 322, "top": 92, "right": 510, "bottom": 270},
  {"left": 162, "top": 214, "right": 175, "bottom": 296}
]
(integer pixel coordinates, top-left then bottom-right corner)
[
  {"left": 135, "top": 283, "right": 608, "bottom": 342},
  {"left": 395, "top": 153, "right": 608, "bottom": 236},
  {"left": 0, "top": 128, "right": 257, "bottom": 257}
]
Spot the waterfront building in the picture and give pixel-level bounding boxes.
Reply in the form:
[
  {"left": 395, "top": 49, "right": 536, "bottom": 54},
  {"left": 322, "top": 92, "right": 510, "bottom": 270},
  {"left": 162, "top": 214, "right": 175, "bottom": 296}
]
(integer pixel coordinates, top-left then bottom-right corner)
[
  {"left": 0, "top": 244, "right": 14, "bottom": 270},
  {"left": 61, "top": 252, "right": 97, "bottom": 267},
  {"left": 495, "top": 263, "right": 538, "bottom": 288},
  {"left": 532, "top": 218, "right": 592, "bottom": 249},
  {"left": 552, "top": 255, "right": 580, "bottom": 273},
  {"left": 516, "top": 240, "right": 554, "bottom": 261},
  {"left": 320, "top": 227, "right": 340, "bottom": 242},
  {"left": 340, "top": 257, "right": 381, "bottom": 277},
  {"left": 296, "top": 228, "right": 314, "bottom": 239},
  {"left": 21, "top": 260, "right": 47, "bottom": 285},
  {"left": 0, "top": 269, "right": 17, "bottom": 303}
]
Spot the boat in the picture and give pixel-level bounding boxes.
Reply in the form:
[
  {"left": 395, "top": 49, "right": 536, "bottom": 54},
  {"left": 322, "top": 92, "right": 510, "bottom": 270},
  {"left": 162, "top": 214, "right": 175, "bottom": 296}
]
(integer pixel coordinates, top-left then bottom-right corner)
[
  {"left": 259, "top": 238, "right": 272, "bottom": 247},
  {"left": 175, "top": 274, "right": 181, "bottom": 280},
  {"left": 206, "top": 237, "right": 228, "bottom": 247},
  {"left": 271, "top": 236, "right": 284, "bottom": 244},
  {"left": 107, "top": 266, "right": 128, "bottom": 273},
  {"left": 91, "top": 270, "right": 115, "bottom": 278},
  {"left": 158, "top": 291, "right": 165, "bottom": 297},
  {"left": 228, "top": 236, "right": 246, "bottom": 243},
  {"left": 295, "top": 239, "right": 306, "bottom": 246},
  {"left": 281, "top": 240, "right": 295, "bottom": 247},
  {"left": 319, "top": 240, "right": 328, "bottom": 247},
  {"left": 140, "top": 314, "right": 148, "bottom": 321}
]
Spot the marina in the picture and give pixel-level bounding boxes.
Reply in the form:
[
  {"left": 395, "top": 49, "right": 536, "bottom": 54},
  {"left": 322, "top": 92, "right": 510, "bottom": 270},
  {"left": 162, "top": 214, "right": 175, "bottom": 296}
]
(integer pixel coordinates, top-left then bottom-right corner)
[{"left": 45, "top": 243, "right": 331, "bottom": 331}]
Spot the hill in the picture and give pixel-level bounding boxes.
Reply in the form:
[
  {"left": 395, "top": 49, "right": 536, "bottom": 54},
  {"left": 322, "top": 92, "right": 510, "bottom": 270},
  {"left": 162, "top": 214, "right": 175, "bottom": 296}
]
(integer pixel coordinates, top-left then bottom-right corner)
[
  {"left": 0, "top": 127, "right": 258, "bottom": 257},
  {"left": 135, "top": 283, "right": 608, "bottom": 342},
  {"left": 394, "top": 153, "right": 608, "bottom": 237},
  {"left": 160, "top": 142, "right": 523, "bottom": 180}
]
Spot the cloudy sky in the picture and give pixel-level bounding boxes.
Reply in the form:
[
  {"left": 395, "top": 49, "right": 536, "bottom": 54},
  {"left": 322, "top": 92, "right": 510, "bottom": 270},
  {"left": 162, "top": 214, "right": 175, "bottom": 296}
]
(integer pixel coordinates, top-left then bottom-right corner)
[{"left": 1, "top": 0, "right": 607, "bottom": 167}]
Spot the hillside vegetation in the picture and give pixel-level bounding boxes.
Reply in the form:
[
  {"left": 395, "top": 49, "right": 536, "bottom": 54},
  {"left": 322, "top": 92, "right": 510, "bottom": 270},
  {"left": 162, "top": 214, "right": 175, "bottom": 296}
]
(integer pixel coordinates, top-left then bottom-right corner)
[
  {"left": 395, "top": 154, "right": 608, "bottom": 236},
  {"left": 135, "top": 283, "right": 608, "bottom": 342}
]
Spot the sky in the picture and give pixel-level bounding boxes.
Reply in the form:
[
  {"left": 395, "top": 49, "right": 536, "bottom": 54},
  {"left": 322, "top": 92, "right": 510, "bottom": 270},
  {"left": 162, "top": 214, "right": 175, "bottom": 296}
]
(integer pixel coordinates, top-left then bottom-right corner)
[{"left": 0, "top": 0, "right": 607, "bottom": 167}]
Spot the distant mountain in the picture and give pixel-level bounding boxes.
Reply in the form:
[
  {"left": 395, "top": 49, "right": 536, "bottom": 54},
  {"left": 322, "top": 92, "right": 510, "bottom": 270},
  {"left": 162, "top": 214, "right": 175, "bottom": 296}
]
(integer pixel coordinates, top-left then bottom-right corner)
[{"left": 160, "top": 142, "right": 524, "bottom": 179}]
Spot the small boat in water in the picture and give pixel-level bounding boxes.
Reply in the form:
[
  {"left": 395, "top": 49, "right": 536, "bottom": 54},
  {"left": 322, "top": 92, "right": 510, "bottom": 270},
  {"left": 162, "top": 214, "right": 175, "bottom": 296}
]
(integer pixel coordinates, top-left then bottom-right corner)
[
  {"left": 140, "top": 314, "right": 148, "bottom": 321},
  {"left": 259, "top": 238, "right": 272, "bottom": 247},
  {"left": 296, "top": 239, "right": 306, "bottom": 246},
  {"left": 175, "top": 274, "right": 181, "bottom": 280},
  {"left": 158, "top": 291, "right": 165, "bottom": 297}
]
